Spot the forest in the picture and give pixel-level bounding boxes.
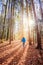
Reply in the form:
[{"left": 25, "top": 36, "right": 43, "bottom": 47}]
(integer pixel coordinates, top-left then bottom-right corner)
[{"left": 0, "top": 0, "right": 43, "bottom": 65}]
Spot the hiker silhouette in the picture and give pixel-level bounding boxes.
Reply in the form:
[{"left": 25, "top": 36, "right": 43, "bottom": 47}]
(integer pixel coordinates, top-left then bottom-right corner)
[{"left": 21, "top": 37, "right": 26, "bottom": 47}]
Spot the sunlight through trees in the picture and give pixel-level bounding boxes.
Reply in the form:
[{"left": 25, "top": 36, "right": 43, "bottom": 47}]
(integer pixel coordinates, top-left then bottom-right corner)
[{"left": 0, "top": 0, "right": 43, "bottom": 49}]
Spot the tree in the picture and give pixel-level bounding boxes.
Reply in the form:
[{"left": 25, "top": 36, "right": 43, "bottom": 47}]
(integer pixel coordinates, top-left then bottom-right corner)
[
  {"left": 31, "top": 0, "right": 42, "bottom": 49},
  {"left": 9, "top": 0, "right": 16, "bottom": 43},
  {"left": 2, "top": 0, "right": 8, "bottom": 39},
  {"left": 6, "top": 0, "right": 10, "bottom": 40},
  {"left": 39, "top": 0, "right": 43, "bottom": 19}
]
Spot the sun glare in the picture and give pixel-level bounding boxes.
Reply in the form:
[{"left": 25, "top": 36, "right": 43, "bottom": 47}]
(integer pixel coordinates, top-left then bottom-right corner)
[
  {"left": 29, "top": 19, "right": 34, "bottom": 28},
  {"left": 23, "top": 13, "right": 29, "bottom": 38},
  {"left": 23, "top": 14, "right": 28, "bottom": 32}
]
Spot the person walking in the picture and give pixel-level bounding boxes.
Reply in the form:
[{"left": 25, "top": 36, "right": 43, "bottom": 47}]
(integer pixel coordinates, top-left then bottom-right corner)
[{"left": 21, "top": 37, "right": 26, "bottom": 47}]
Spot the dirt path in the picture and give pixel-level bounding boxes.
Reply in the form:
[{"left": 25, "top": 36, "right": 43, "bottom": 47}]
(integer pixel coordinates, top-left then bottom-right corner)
[
  {"left": 0, "top": 42, "right": 43, "bottom": 65},
  {"left": 17, "top": 44, "right": 29, "bottom": 65}
]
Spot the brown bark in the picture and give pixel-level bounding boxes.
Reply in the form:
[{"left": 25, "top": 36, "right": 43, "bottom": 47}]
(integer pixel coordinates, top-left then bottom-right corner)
[
  {"left": 39, "top": 0, "right": 43, "bottom": 19},
  {"left": 2, "top": 0, "right": 8, "bottom": 39},
  {"left": 31, "top": 0, "right": 42, "bottom": 49}
]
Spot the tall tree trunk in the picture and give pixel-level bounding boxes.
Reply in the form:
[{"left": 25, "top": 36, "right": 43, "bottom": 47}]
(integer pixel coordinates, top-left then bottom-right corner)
[
  {"left": 39, "top": 0, "right": 43, "bottom": 19},
  {"left": 9, "top": 1, "right": 12, "bottom": 44},
  {"left": 2, "top": 0, "right": 8, "bottom": 39},
  {"left": 0, "top": 5, "right": 3, "bottom": 39},
  {"left": 31, "top": 0, "right": 42, "bottom": 49},
  {"left": 6, "top": 0, "right": 10, "bottom": 40},
  {"left": 9, "top": 0, "right": 14, "bottom": 44}
]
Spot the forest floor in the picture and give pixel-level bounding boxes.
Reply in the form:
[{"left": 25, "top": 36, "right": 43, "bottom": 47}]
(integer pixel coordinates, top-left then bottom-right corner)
[{"left": 0, "top": 40, "right": 43, "bottom": 65}]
